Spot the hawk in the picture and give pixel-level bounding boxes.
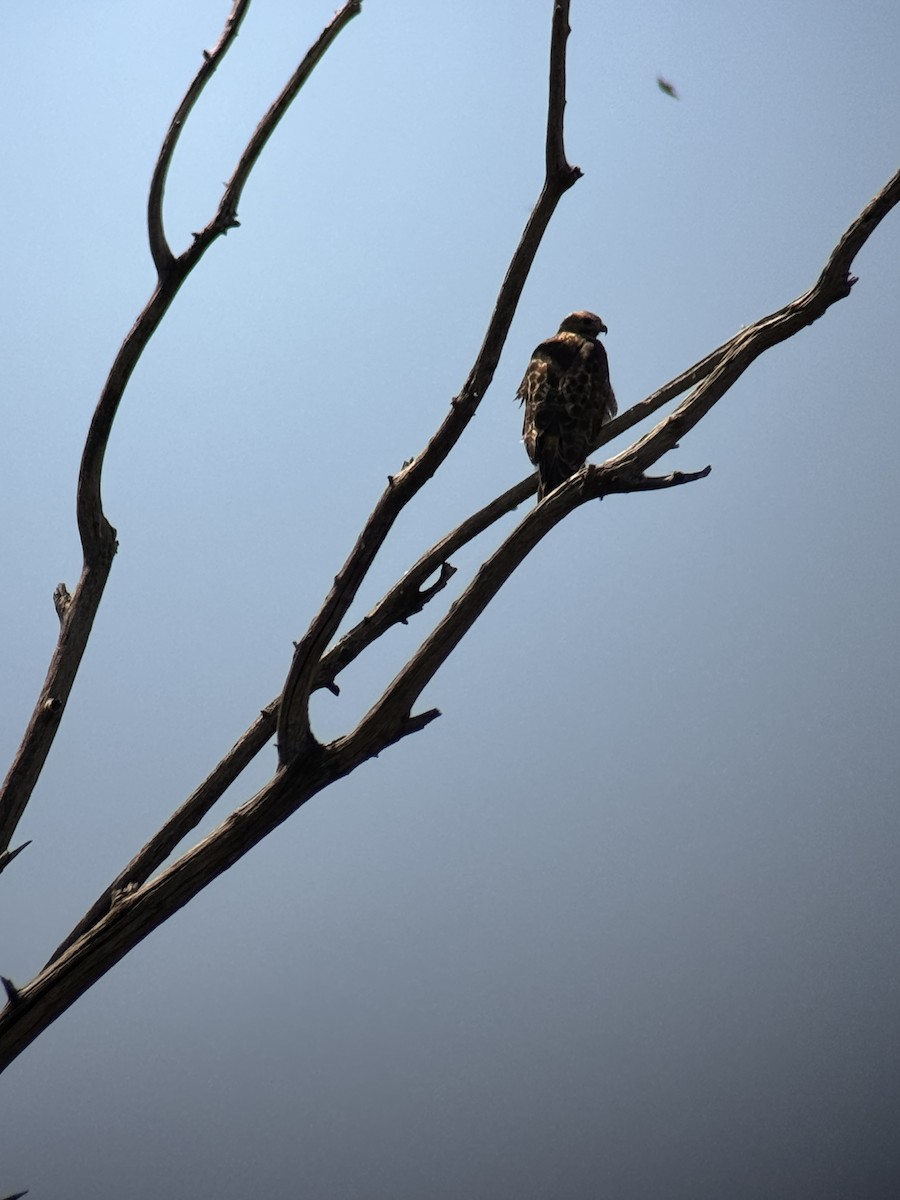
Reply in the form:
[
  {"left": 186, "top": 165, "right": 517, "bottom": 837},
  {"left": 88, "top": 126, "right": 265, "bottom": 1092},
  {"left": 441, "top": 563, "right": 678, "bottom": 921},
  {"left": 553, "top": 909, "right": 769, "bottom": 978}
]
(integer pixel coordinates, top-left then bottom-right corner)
[{"left": 517, "top": 311, "right": 617, "bottom": 501}]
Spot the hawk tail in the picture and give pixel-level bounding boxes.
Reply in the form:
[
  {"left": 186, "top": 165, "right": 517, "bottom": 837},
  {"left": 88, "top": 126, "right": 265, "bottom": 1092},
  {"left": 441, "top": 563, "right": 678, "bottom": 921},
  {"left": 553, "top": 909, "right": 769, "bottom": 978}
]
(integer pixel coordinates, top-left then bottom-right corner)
[{"left": 536, "top": 446, "right": 573, "bottom": 501}]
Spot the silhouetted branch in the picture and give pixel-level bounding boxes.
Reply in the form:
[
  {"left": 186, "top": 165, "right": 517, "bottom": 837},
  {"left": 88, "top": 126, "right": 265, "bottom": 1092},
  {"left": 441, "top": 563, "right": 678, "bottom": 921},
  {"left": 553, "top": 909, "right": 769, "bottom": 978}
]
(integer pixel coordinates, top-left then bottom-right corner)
[
  {"left": 0, "top": 841, "right": 31, "bottom": 877},
  {"left": 1, "top": 0, "right": 584, "bottom": 1069},
  {"left": 606, "top": 167, "right": 900, "bottom": 479},
  {"left": 0, "top": 0, "right": 361, "bottom": 859},
  {"left": 275, "top": 0, "right": 581, "bottom": 765},
  {"left": 47, "top": 555, "right": 459, "bottom": 963},
  {"left": 318, "top": 561, "right": 458, "bottom": 694},
  {"left": 213, "top": 2, "right": 362, "bottom": 247},
  {"left": 341, "top": 167, "right": 900, "bottom": 596},
  {"left": 3, "top": 0, "right": 897, "bottom": 1080},
  {"left": 148, "top": 0, "right": 252, "bottom": 274},
  {"left": 48, "top": 166, "right": 900, "bottom": 988},
  {"left": 1, "top": 978, "right": 21, "bottom": 1007},
  {"left": 545, "top": 0, "right": 581, "bottom": 185},
  {"left": 338, "top": 170, "right": 900, "bottom": 744},
  {"left": 592, "top": 464, "right": 712, "bottom": 493},
  {"left": 46, "top": 702, "right": 279, "bottom": 965},
  {"left": 0, "top": 740, "right": 351, "bottom": 1071},
  {"left": 342, "top": 462, "right": 712, "bottom": 744}
]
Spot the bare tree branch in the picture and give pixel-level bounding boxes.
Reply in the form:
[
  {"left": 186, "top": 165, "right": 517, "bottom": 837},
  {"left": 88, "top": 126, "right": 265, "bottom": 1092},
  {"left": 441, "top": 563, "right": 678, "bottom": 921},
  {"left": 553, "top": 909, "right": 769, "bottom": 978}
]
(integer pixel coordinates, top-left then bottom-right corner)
[
  {"left": 2, "top": 0, "right": 896, "bottom": 1079},
  {"left": 308, "top": 324, "right": 786, "bottom": 678},
  {"left": 44, "top": 165, "right": 900, "bottom": 986},
  {"left": 214, "top": 2, "right": 362, "bottom": 247},
  {"left": 318, "top": 562, "right": 458, "bottom": 695},
  {"left": 275, "top": 0, "right": 582, "bottom": 765},
  {"left": 0, "top": 0, "right": 361, "bottom": 858},
  {"left": 340, "top": 170, "right": 900, "bottom": 743},
  {"left": 342, "top": 165, "right": 900, "bottom": 608},
  {"left": 1, "top": 978, "right": 21, "bottom": 1008},
  {"left": 0, "top": 738, "right": 359, "bottom": 1072},
  {"left": 606, "top": 166, "right": 900, "bottom": 480},
  {"left": 49, "top": 0, "right": 582, "bottom": 960},
  {"left": 0, "top": 0, "right": 585, "bottom": 1070},
  {"left": 338, "top": 465, "right": 710, "bottom": 748},
  {"left": 46, "top": 550, "right": 459, "bottom": 960},
  {"left": 0, "top": 842, "right": 31, "bottom": 878},
  {"left": 149, "top": 0, "right": 253, "bottom": 274},
  {"left": 46, "top": 703, "right": 278, "bottom": 964}
]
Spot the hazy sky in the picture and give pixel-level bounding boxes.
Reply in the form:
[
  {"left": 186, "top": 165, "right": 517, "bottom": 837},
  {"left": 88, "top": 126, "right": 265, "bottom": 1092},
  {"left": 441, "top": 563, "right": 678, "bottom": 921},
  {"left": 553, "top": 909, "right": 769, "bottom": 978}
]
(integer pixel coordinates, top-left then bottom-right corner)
[{"left": 2, "top": 2, "right": 899, "bottom": 1197}]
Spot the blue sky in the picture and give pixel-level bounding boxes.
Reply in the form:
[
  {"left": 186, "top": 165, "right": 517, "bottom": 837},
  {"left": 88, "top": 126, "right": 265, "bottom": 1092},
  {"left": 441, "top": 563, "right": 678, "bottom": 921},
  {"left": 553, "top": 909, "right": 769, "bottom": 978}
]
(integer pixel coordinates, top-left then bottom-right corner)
[{"left": 2, "top": 2, "right": 899, "bottom": 1197}]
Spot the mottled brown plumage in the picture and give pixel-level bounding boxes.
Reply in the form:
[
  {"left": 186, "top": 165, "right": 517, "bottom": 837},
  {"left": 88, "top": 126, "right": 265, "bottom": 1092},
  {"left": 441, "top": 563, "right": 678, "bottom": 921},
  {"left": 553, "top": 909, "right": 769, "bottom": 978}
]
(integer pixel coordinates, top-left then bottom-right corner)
[{"left": 517, "top": 311, "right": 617, "bottom": 500}]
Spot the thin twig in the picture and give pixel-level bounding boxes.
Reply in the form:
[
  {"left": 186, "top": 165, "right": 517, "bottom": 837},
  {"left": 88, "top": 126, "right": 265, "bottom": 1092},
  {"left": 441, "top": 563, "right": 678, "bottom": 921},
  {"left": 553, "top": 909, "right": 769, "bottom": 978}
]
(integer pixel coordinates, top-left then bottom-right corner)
[{"left": 213, "top": 2, "right": 362, "bottom": 246}]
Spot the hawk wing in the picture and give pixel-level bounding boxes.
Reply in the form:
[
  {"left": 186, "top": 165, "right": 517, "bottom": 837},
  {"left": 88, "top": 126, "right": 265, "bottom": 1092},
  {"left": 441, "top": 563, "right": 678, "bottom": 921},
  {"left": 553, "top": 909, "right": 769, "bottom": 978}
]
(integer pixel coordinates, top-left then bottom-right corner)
[{"left": 518, "top": 333, "right": 616, "bottom": 499}]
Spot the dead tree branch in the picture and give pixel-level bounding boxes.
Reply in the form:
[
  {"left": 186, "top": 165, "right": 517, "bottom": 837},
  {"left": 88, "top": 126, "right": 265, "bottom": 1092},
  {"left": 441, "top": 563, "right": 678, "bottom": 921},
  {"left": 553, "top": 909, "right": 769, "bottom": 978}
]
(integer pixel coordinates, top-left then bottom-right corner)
[
  {"left": 0, "top": 712, "right": 433, "bottom": 1073},
  {"left": 148, "top": 0, "right": 252, "bottom": 273},
  {"left": 46, "top": 703, "right": 279, "bottom": 964},
  {"left": 607, "top": 167, "right": 900, "bottom": 480},
  {"left": 334, "top": 170, "right": 900, "bottom": 749},
  {"left": 275, "top": 0, "right": 582, "bottom": 765},
  {"left": 0, "top": 842, "right": 31, "bottom": 879},
  {"left": 1, "top": 0, "right": 897, "bottom": 1079},
  {"left": 43, "top": 167, "right": 900, "bottom": 972},
  {"left": 0, "top": 0, "right": 584, "bottom": 1071},
  {"left": 0, "top": 0, "right": 362, "bottom": 858},
  {"left": 43, "top": 0, "right": 582, "bottom": 969}
]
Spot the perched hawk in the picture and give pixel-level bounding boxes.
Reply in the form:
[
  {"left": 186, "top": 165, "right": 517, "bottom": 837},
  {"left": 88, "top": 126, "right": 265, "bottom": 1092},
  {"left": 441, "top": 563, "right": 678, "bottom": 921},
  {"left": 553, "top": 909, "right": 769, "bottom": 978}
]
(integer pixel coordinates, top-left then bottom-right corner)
[{"left": 517, "top": 311, "right": 617, "bottom": 501}]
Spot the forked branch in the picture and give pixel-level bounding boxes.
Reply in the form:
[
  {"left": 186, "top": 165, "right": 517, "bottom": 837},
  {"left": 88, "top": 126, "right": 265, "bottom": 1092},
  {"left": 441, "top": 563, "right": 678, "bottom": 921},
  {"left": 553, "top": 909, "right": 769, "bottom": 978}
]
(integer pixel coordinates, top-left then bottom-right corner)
[
  {"left": 149, "top": 0, "right": 253, "bottom": 274},
  {"left": 0, "top": 0, "right": 361, "bottom": 859},
  {"left": 275, "top": 0, "right": 582, "bottom": 764},
  {"left": 39, "top": 0, "right": 585, "bottom": 972},
  {"left": 44, "top": 164, "right": 900, "bottom": 985},
  {"left": 338, "top": 168, "right": 900, "bottom": 744},
  {"left": 0, "top": 0, "right": 583, "bottom": 1070},
  {"left": 2, "top": 0, "right": 897, "bottom": 1081}
]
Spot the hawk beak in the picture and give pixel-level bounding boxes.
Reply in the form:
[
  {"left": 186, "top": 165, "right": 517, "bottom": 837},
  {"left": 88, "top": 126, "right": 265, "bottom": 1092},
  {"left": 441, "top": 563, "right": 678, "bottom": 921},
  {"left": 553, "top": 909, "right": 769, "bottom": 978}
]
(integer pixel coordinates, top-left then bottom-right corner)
[{"left": 599, "top": 321, "right": 608, "bottom": 335}]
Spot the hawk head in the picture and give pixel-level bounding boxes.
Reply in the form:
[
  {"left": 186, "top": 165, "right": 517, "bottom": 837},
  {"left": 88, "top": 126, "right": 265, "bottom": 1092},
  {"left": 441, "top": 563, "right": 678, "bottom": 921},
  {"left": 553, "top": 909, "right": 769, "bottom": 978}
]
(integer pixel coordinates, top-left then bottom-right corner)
[{"left": 558, "top": 311, "right": 607, "bottom": 338}]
